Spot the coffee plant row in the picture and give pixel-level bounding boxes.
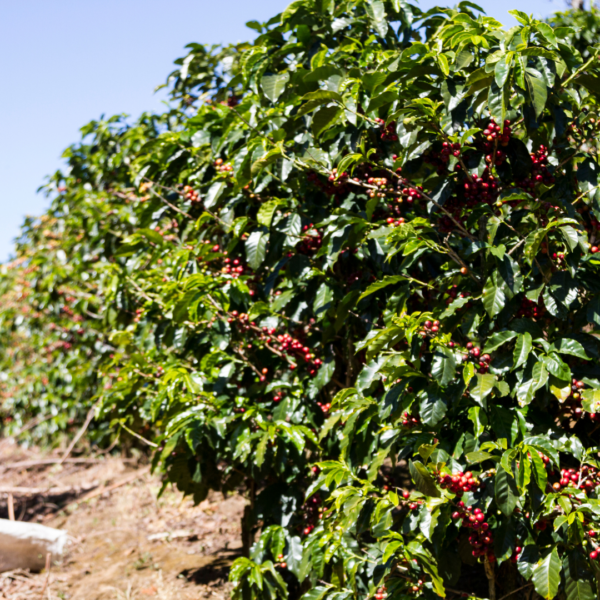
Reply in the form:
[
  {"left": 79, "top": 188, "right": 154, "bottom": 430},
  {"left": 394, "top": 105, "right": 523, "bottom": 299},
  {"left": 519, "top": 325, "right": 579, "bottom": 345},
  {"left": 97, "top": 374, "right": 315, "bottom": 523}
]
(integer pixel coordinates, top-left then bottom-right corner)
[{"left": 4, "top": 2, "right": 600, "bottom": 599}]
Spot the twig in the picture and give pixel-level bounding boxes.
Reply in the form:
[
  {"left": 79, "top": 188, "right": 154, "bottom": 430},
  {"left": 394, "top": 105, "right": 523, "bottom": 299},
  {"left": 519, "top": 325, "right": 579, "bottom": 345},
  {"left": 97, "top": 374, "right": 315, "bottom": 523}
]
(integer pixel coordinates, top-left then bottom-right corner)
[
  {"left": 126, "top": 276, "right": 159, "bottom": 306},
  {"left": 97, "top": 434, "right": 121, "bottom": 455},
  {"left": 233, "top": 346, "right": 264, "bottom": 377},
  {"left": 1, "top": 457, "right": 135, "bottom": 470},
  {"left": 507, "top": 237, "right": 526, "bottom": 256},
  {"left": 0, "top": 569, "right": 33, "bottom": 582},
  {"left": 562, "top": 49, "right": 600, "bottom": 88},
  {"left": 497, "top": 583, "right": 533, "bottom": 600},
  {"left": 443, "top": 239, "right": 481, "bottom": 283},
  {"left": 70, "top": 466, "right": 151, "bottom": 505},
  {"left": 446, "top": 588, "right": 474, "bottom": 597},
  {"left": 145, "top": 179, "right": 228, "bottom": 226},
  {"left": 118, "top": 422, "right": 158, "bottom": 447},
  {"left": 0, "top": 484, "right": 96, "bottom": 495},
  {"left": 226, "top": 105, "right": 313, "bottom": 172},
  {"left": 572, "top": 184, "right": 600, "bottom": 205},
  {"left": 378, "top": 166, "right": 479, "bottom": 242},
  {"left": 7, "top": 494, "right": 15, "bottom": 521},
  {"left": 484, "top": 556, "right": 496, "bottom": 600},
  {"left": 39, "top": 552, "right": 51, "bottom": 600},
  {"left": 58, "top": 400, "right": 100, "bottom": 466},
  {"left": 114, "top": 185, "right": 192, "bottom": 219},
  {"left": 141, "top": 179, "right": 193, "bottom": 218}
]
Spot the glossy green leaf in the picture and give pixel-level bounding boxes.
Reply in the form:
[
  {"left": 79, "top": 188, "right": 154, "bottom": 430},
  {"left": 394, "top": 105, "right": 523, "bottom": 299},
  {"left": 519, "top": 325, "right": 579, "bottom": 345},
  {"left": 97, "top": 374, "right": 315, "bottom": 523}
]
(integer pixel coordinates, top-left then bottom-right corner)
[
  {"left": 245, "top": 231, "right": 268, "bottom": 270},
  {"left": 495, "top": 466, "right": 518, "bottom": 516},
  {"left": 513, "top": 332, "right": 532, "bottom": 369},
  {"left": 483, "top": 274, "right": 506, "bottom": 318},
  {"left": 431, "top": 346, "right": 456, "bottom": 386},
  {"left": 532, "top": 548, "right": 561, "bottom": 600},
  {"left": 261, "top": 72, "right": 290, "bottom": 102},
  {"left": 409, "top": 460, "right": 441, "bottom": 498}
]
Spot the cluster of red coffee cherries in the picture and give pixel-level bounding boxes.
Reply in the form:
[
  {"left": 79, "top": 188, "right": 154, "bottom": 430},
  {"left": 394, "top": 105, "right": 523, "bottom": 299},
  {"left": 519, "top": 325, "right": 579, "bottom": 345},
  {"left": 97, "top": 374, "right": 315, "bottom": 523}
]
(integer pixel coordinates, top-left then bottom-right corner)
[
  {"left": 271, "top": 390, "right": 285, "bottom": 403},
  {"left": 222, "top": 257, "right": 249, "bottom": 278},
  {"left": 516, "top": 296, "right": 546, "bottom": 319},
  {"left": 442, "top": 285, "right": 469, "bottom": 306},
  {"left": 296, "top": 225, "right": 323, "bottom": 256},
  {"left": 274, "top": 554, "right": 287, "bottom": 569},
  {"left": 214, "top": 158, "right": 233, "bottom": 175},
  {"left": 243, "top": 322, "right": 317, "bottom": 371},
  {"left": 553, "top": 467, "right": 581, "bottom": 490},
  {"left": 418, "top": 319, "right": 440, "bottom": 338},
  {"left": 423, "top": 142, "right": 461, "bottom": 173},
  {"left": 481, "top": 118, "right": 512, "bottom": 149},
  {"left": 463, "top": 172, "right": 500, "bottom": 204},
  {"left": 452, "top": 503, "right": 495, "bottom": 562},
  {"left": 300, "top": 494, "right": 324, "bottom": 536},
  {"left": 222, "top": 317, "right": 323, "bottom": 376},
  {"left": 316, "top": 400, "right": 332, "bottom": 413},
  {"left": 307, "top": 170, "right": 349, "bottom": 197},
  {"left": 464, "top": 343, "right": 491, "bottom": 374},
  {"left": 273, "top": 332, "right": 323, "bottom": 375},
  {"left": 439, "top": 471, "right": 481, "bottom": 495},
  {"left": 366, "top": 176, "right": 392, "bottom": 199},
  {"left": 226, "top": 310, "right": 255, "bottom": 327},
  {"left": 553, "top": 465, "right": 600, "bottom": 492},
  {"left": 401, "top": 411, "right": 421, "bottom": 428},
  {"left": 588, "top": 525, "right": 600, "bottom": 559},
  {"left": 182, "top": 185, "right": 200, "bottom": 203},
  {"left": 375, "top": 118, "right": 398, "bottom": 141},
  {"left": 328, "top": 167, "right": 349, "bottom": 183},
  {"left": 515, "top": 145, "right": 555, "bottom": 191},
  {"left": 386, "top": 216, "right": 405, "bottom": 228},
  {"left": 396, "top": 185, "right": 424, "bottom": 205},
  {"left": 438, "top": 170, "right": 501, "bottom": 233},
  {"left": 423, "top": 149, "right": 452, "bottom": 174},
  {"left": 374, "top": 585, "right": 388, "bottom": 599}
]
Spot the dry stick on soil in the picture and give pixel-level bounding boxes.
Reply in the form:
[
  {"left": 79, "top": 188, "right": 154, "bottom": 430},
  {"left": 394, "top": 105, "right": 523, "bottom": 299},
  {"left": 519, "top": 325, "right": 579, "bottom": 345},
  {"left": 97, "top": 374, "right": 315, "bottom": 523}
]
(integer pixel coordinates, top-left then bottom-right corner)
[
  {"left": 0, "top": 484, "right": 97, "bottom": 495},
  {"left": 1, "top": 457, "right": 136, "bottom": 470},
  {"left": 68, "top": 466, "right": 151, "bottom": 506},
  {"left": 7, "top": 494, "right": 14, "bottom": 520},
  {"left": 58, "top": 399, "right": 101, "bottom": 466}
]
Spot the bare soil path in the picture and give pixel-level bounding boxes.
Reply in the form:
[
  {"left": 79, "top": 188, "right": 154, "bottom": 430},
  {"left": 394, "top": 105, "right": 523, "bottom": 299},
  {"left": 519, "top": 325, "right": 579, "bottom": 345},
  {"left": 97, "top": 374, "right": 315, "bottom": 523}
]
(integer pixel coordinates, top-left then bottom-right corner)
[{"left": 0, "top": 439, "right": 244, "bottom": 599}]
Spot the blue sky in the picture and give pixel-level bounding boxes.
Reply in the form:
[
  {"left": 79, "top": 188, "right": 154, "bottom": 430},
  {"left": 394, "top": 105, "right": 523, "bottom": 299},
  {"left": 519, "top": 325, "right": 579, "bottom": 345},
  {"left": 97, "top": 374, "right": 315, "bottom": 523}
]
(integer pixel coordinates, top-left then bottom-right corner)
[{"left": 0, "top": 0, "right": 571, "bottom": 261}]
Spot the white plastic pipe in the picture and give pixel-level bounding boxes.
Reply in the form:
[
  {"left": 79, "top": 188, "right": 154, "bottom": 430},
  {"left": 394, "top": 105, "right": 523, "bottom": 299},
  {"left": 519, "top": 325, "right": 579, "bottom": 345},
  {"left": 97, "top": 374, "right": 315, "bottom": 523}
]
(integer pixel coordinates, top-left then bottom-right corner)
[{"left": 0, "top": 519, "right": 67, "bottom": 572}]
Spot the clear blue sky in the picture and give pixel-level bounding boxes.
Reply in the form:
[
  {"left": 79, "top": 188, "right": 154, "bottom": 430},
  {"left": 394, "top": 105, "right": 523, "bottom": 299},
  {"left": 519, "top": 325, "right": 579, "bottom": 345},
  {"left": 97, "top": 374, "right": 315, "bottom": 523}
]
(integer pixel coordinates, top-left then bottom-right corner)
[{"left": 0, "top": 0, "right": 570, "bottom": 261}]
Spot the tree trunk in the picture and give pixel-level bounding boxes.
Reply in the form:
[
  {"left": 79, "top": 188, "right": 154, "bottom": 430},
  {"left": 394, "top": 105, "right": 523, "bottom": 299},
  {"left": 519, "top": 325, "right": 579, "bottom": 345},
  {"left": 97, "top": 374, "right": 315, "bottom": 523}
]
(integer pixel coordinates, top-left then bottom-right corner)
[
  {"left": 485, "top": 557, "right": 496, "bottom": 600},
  {"left": 241, "top": 479, "right": 256, "bottom": 557},
  {"left": 572, "top": 0, "right": 585, "bottom": 9}
]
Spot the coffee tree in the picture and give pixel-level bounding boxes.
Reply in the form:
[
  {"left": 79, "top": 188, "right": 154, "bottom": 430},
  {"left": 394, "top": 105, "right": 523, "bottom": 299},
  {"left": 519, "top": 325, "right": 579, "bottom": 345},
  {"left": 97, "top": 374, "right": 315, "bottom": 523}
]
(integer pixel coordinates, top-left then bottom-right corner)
[
  {"left": 548, "top": 7, "right": 600, "bottom": 60},
  {"left": 5, "top": 1, "right": 600, "bottom": 599},
  {"left": 0, "top": 114, "right": 170, "bottom": 443}
]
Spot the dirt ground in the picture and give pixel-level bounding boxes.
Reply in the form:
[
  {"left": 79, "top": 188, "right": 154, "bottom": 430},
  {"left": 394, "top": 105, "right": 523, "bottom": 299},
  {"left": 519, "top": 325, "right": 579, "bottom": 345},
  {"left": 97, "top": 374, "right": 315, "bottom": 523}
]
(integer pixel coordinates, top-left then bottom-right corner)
[{"left": 0, "top": 439, "right": 246, "bottom": 599}]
